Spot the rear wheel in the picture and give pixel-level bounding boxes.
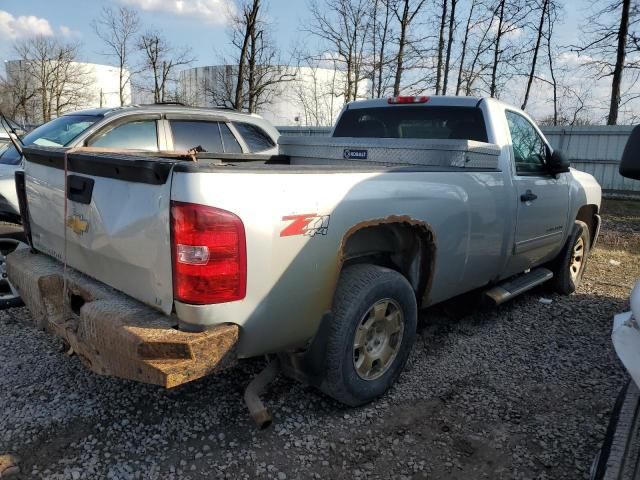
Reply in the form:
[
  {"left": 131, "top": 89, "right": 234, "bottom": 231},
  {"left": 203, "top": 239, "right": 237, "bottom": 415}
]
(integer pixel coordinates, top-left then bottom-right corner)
[
  {"left": 0, "top": 222, "right": 27, "bottom": 309},
  {"left": 550, "top": 220, "right": 590, "bottom": 295},
  {"left": 319, "top": 264, "right": 417, "bottom": 406}
]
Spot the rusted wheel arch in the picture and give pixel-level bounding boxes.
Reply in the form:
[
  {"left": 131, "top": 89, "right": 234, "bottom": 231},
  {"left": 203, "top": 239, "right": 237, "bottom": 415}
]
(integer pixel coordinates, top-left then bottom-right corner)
[{"left": 337, "top": 217, "right": 437, "bottom": 308}]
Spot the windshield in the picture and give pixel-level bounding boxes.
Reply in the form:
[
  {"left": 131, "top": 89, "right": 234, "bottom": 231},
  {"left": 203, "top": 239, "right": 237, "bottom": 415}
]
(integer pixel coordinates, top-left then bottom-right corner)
[
  {"left": 0, "top": 114, "right": 100, "bottom": 165},
  {"left": 333, "top": 106, "right": 488, "bottom": 142}
]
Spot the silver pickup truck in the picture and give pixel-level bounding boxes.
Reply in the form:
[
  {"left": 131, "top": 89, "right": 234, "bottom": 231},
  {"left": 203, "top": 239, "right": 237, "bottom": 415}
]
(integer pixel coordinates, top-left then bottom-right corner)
[{"left": 9, "top": 96, "right": 602, "bottom": 424}]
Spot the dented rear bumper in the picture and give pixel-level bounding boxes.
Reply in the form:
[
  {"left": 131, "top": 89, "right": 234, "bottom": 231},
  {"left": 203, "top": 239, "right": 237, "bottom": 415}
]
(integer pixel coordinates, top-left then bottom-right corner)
[{"left": 7, "top": 249, "right": 238, "bottom": 388}]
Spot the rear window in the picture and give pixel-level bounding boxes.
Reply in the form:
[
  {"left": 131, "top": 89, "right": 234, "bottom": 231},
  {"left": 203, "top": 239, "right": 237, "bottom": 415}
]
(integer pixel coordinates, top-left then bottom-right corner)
[
  {"left": 220, "top": 123, "right": 242, "bottom": 153},
  {"left": 333, "top": 106, "right": 488, "bottom": 142},
  {"left": 233, "top": 122, "right": 275, "bottom": 152},
  {"left": 170, "top": 120, "right": 224, "bottom": 153}
]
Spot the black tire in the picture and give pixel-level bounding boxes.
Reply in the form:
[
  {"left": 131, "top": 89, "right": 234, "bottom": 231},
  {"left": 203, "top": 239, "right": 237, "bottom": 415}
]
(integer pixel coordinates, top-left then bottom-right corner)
[
  {"left": 591, "top": 380, "right": 640, "bottom": 480},
  {"left": 550, "top": 220, "right": 590, "bottom": 295},
  {"left": 0, "top": 226, "right": 27, "bottom": 309},
  {"left": 319, "top": 264, "right": 417, "bottom": 406}
]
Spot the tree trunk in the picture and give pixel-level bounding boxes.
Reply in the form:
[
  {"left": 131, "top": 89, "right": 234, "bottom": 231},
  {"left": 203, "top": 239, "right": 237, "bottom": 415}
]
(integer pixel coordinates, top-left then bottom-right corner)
[
  {"left": 393, "top": 1, "right": 410, "bottom": 96},
  {"left": 546, "top": 5, "right": 557, "bottom": 125},
  {"left": 521, "top": 0, "right": 548, "bottom": 110},
  {"left": 455, "top": 0, "right": 475, "bottom": 95},
  {"left": 490, "top": 0, "right": 505, "bottom": 98},
  {"left": 119, "top": 53, "right": 126, "bottom": 106},
  {"left": 377, "top": 0, "right": 391, "bottom": 98},
  {"left": 371, "top": 0, "right": 379, "bottom": 98},
  {"left": 435, "top": 0, "right": 448, "bottom": 95},
  {"left": 442, "top": 0, "right": 457, "bottom": 95},
  {"left": 235, "top": 2, "right": 260, "bottom": 111},
  {"left": 607, "top": 0, "right": 630, "bottom": 125},
  {"left": 248, "top": 30, "right": 257, "bottom": 113}
]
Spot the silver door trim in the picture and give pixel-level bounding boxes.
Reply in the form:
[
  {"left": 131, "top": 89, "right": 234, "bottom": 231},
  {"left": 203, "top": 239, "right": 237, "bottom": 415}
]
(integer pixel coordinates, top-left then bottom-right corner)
[{"left": 513, "top": 230, "right": 563, "bottom": 254}]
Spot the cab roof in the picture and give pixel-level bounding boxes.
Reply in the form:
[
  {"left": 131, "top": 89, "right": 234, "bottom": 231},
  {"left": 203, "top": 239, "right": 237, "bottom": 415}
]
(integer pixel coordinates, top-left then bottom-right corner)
[
  {"left": 63, "top": 104, "right": 257, "bottom": 119},
  {"left": 345, "top": 95, "right": 510, "bottom": 110}
]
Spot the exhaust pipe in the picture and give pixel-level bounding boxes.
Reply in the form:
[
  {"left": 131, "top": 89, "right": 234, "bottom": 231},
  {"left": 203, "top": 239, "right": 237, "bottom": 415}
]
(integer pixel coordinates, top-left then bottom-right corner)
[{"left": 244, "top": 358, "right": 279, "bottom": 428}]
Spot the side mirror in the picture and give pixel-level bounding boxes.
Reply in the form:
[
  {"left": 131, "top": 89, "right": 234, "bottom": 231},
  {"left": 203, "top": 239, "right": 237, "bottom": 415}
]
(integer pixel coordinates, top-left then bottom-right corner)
[
  {"left": 620, "top": 125, "right": 640, "bottom": 180},
  {"left": 548, "top": 149, "right": 570, "bottom": 174}
]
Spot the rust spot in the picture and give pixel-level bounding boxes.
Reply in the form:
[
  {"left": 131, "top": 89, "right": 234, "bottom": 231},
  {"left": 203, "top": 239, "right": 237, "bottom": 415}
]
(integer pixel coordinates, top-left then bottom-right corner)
[
  {"left": 8, "top": 249, "right": 240, "bottom": 389},
  {"left": 336, "top": 215, "right": 437, "bottom": 307},
  {"left": 137, "top": 341, "right": 192, "bottom": 360}
]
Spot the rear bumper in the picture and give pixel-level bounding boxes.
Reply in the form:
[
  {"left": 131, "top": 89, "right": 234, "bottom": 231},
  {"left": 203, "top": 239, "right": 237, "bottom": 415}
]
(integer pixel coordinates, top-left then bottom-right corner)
[{"left": 7, "top": 248, "right": 239, "bottom": 388}]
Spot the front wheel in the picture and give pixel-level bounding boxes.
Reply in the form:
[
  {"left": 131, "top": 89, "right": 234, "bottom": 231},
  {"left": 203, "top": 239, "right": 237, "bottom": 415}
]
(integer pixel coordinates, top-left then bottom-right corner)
[
  {"left": 319, "top": 264, "right": 417, "bottom": 406},
  {"left": 550, "top": 220, "right": 591, "bottom": 295}
]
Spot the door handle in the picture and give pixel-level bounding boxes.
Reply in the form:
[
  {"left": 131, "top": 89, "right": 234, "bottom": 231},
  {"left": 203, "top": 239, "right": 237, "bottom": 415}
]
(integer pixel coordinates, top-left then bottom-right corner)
[
  {"left": 67, "top": 175, "right": 95, "bottom": 205},
  {"left": 520, "top": 190, "right": 538, "bottom": 202}
]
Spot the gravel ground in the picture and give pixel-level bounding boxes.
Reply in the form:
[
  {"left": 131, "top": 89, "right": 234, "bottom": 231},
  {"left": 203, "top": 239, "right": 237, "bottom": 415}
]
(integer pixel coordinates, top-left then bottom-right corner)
[{"left": 1, "top": 200, "right": 638, "bottom": 480}]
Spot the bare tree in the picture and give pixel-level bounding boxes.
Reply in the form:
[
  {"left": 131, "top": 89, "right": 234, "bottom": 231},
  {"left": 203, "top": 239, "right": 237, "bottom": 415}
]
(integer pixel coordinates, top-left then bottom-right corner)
[
  {"left": 138, "top": 31, "right": 195, "bottom": 103},
  {"left": 208, "top": 0, "right": 295, "bottom": 112},
  {"left": 520, "top": 0, "right": 549, "bottom": 110},
  {"left": 461, "top": 4, "right": 496, "bottom": 95},
  {"left": 538, "top": 83, "right": 593, "bottom": 126},
  {"left": 12, "top": 36, "right": 92, "bottom": 122},
  {"left": 230, "top": 0, "right": 261, "bottom": 109},
  {"left": 435, "top": 0, "right": 448, "bottom": 95},
  {"left": 487, "top": 0, "right": 530, "bottom": 98},
  {"left": 369, "top": 0, "right": 394, "bottom": 98},
  {"left": 392, "top": 0, "right": 428, "bottom": 96},
  {"left": 49, "top": 48, "right": 94, "bottom": 117},
  {"left": 489, "top": 0, "right": 506, "bottom": 97},
  {"left": 204, "top": 66, "right": 238, "bottom": 109},
  {"left": 0, "top": 67, "right": 38, "bottom": 123},
  {"left": 442, "top": 0, "right": 458, "bottom": 94},
  {"left": 608, "top": 0, "right": 631, "bottom": 125},
  {"left": 93, "top": 6, "right": 139, "bottom": 106},
  {"left": 289, "top": 59, "right": 341, "bottom": 125},
  {"left": 242, "top": 0, "right": 296, "bottom": 112},
  {"left": 574, "top": 0, "right": 638, "bottom": 124},
  {"left": 544, "top": 1, "right": 560, "bottom": 125},
  {"left": 455, "top": 0, "right": 478, "bottom": 95},
  {"left": 306, "top": 0, "right": 372, "bottom": 101}
]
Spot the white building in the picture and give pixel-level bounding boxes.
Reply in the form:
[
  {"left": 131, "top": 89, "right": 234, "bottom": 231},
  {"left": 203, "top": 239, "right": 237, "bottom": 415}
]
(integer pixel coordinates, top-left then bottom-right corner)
[
  {"left": 178, "top": 65, "right": 369, "bottom": 126},
  {"left": 86, "top": 63, "right": 131, "bottom": 108}
]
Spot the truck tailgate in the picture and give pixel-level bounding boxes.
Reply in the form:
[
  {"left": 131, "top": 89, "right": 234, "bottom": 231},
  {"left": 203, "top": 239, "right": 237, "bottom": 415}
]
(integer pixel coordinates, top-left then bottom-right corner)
[{"left": 23, "top": 147, "right": 176, "bottom": 314}]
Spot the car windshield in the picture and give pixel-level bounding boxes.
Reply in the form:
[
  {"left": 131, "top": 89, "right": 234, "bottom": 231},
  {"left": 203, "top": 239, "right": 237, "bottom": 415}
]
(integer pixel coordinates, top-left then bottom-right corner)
[{"left": 0, "top": 114, "right": 100, "bottom": 165}]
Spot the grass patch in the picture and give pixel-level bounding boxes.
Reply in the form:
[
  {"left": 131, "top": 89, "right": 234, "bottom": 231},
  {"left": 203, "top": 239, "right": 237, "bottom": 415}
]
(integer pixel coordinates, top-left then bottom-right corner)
[
  {"left": 597, "top": 199, "right": 640, "bottom": 254},
  {"left": 601, "top": 198, "right": 640, "bottom": 218}
]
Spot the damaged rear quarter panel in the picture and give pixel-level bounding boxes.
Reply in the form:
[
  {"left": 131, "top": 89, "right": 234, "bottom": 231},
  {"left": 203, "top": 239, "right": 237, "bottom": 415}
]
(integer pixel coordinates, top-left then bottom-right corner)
[{"left": 172, "top": 167, "right": 508, "bottom": 358}]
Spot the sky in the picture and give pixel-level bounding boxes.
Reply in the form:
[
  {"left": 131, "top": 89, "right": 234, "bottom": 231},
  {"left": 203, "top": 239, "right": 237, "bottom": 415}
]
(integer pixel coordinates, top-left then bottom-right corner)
[
  {"left": 0, "top": 0, "right": 586, "bottom": 67},
  {"left": 0, "top": 0, "right": 309, "bottom": 65},
  {"left": 0, "top": 0, "right": 632, "bottom": 124}
]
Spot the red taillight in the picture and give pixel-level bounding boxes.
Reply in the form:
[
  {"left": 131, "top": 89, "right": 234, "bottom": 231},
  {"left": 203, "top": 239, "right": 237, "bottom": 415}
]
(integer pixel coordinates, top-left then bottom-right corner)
[
  {"left": 387, "top": 96, "right": 430, "bottom": 104},
  {"left": 170, "top": 201, "right": 247, "bottom": 304}
]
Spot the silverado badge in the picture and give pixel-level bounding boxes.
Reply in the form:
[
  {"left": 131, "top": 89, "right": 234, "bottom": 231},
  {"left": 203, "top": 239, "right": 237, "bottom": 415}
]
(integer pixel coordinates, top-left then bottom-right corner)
[{"left": 66, "top": 214, "right": 89, "bottom": 235}]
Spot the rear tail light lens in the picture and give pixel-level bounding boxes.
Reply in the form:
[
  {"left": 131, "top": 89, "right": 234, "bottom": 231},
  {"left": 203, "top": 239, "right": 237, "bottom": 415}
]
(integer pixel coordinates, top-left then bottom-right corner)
[
  {"left": 171, "top": 201, "right": 247, "bottom": 304},
  {"left": 387, "top": 96, "right": 430, "bottom": 104}
]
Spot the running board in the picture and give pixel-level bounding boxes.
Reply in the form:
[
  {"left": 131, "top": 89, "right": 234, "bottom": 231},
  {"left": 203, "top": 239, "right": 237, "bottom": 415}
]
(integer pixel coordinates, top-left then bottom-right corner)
[{"left": 484, "top": 268, "right": 553, "bottom": 305}]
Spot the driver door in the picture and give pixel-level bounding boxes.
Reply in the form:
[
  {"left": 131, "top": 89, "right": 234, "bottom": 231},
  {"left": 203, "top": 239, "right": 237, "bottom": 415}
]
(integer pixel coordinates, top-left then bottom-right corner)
[{"left": 505, "top": 110, "right": 569, "bottom": 272}]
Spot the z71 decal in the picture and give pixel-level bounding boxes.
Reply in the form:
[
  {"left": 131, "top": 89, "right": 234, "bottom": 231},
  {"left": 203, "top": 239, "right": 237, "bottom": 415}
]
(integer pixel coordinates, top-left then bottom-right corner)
[{"left": 280, "top": 213, "right": 330, "bottom": 237}]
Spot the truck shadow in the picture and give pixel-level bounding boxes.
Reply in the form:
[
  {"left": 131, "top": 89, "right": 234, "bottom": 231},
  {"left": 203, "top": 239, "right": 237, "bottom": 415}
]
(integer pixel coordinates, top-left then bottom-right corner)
[{"left": 6, "top": 284, "right": 628, "bottom": 479}]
